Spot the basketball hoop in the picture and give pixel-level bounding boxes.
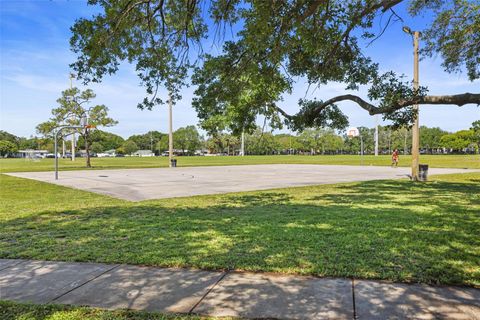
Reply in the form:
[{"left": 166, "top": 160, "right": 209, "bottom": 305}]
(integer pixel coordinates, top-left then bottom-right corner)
[
  {"left": 346, "top": 126, "right": 364, "bottom": 162},
  {"left": 80, "top": 114, "right": 95, "bottom": 129},
  {"left": 347, "top": 127, "right": 360, "bottom": 137}
]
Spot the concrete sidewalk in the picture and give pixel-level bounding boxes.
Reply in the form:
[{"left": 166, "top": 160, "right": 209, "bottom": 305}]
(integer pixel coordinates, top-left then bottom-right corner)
[{"left": 1, "top": 259, "right": 479, "bottom": 319}]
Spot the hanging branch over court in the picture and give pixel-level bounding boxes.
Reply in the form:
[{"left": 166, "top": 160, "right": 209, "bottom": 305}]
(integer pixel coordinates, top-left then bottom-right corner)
[{"left": 303, "top": 93, "right": 480, "bottom": 116}]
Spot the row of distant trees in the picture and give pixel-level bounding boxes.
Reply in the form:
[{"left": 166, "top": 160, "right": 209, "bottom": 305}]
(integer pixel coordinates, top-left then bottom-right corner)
[
  {"left": 206, "top": 123, "right": 480, "bottom": 155},
  {"left": 1, "top": 129, "right": 193, "bottom": 157},
  {"left": 2, "top": 121, "right": 479, "bottom": 157},
  {"left": 0, "top": 126, "right": 202, "bottom": 157}
]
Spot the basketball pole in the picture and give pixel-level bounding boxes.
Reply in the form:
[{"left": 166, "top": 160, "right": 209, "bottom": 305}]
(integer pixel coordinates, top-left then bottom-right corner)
[
  {"left": 54, "top": 125, "right": 84, "bottom": 180},
  {"left": 347, "top": 127, "right": 362, "bottom": 165}
]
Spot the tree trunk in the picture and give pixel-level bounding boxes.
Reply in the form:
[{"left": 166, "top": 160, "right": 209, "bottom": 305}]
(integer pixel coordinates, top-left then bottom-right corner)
[{"left": 84, "top": 130, "right": 91, "bottom": 168}]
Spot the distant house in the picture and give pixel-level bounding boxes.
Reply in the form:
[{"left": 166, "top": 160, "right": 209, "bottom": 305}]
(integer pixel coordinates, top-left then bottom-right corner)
[
  {"left": 17, "top": 149, "right": 48, "bottom": 159},
  {"left": 132, "top": 150, "right": 155, "bottom": 157},
  {"left": 194, "top": 149, "right": 208, "bottom": 156},
  {"left": 97, "top": 149, "right": 116, "bottom": 158},
  {"left": 160, "top": 149, "right": 185, "bottom": 156}
]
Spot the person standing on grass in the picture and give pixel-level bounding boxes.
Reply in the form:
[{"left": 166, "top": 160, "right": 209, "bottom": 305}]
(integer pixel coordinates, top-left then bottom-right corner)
[{"left": 391, "top": 149, "right": 399, "bottom": 167}]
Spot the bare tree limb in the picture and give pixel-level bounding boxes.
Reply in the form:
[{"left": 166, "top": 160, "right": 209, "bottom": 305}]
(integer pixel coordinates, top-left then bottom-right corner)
[{"left": 367, "top": 12, "right": 395, "bottom": 47}]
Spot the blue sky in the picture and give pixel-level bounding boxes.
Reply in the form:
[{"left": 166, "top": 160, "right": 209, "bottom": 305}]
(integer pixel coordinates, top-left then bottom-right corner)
[{"left": 1, "top": 0, "right": 478, "bottom": 139}]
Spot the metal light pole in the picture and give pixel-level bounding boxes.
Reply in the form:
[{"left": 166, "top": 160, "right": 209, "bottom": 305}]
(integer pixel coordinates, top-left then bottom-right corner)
[
  {"left": 54, "top": 129, "right": 59, "bottom": 180},
  {"left": 69, "top": 73, "right": 76, "bottom": 162},
  {"left": 168, "top": 94, "right": 174, "bottom": 167},
  {"left": 403, "top": 26, "right": 421, "bottom": 181}
]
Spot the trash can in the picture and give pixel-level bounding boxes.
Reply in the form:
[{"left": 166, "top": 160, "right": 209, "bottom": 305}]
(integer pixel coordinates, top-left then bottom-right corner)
[
  {"left": 170, "top": 159, "right": 177, "bottom": 167},
  {"left": 418, "top": 164, "right": 428, "bottom": 181}
]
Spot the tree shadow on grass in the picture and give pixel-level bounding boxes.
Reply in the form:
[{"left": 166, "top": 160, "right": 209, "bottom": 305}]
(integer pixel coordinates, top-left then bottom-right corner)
[{"left": 308, "top": 179, "right": 480, "bottom": 210}]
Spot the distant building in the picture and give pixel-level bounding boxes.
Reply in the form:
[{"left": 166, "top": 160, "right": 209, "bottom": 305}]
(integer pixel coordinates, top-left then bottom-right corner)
[
  {"left": 97, "top": 149, "right": 116, "bottom": 158},
  {"left": 132, "top": 150, "right": 155, "bottom": 157},
  {"left": 17, "top": 149, "right": 48, "bottom": 159},
  {"left": 160, "top": 149, "right": 186, "bottom": 156},
  {"left": 194, "top": 149, "right": 208, "bottom": 156}
]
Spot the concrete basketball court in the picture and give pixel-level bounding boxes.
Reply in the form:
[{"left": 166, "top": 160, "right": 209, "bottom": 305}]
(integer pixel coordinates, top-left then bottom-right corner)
[{"left": 6, "top": 164, "right": 477, "bottom": 201}]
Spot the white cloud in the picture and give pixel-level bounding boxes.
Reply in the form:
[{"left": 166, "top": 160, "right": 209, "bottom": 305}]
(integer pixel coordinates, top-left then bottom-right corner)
[{"left": 4, "top": 73, "right": 66, "bottom": 93}]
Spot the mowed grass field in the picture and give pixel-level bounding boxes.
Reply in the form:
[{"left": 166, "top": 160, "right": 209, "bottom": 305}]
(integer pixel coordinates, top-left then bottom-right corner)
[
  {"left": 0, "top": 154, "right": 479, "bottom": 173},
  {"left": 1, "top": 170, "right": 479, "bottom": 287}
]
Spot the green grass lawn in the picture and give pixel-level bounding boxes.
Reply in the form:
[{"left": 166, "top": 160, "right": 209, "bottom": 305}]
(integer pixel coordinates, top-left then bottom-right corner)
[
  {"left": 1, "top": 171, "right": 479, "bottom": 287},
  {"left": 0, "top": 301, "right": 223, "bottom": 320},
  {"left": 1, "top": 154, "right": 478, "bottom": 173}
]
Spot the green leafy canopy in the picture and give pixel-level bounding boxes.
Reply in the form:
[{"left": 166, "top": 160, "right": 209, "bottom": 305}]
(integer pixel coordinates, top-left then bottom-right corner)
[{"left": 70, "top": 0, "right": 479, "bottom": 134}]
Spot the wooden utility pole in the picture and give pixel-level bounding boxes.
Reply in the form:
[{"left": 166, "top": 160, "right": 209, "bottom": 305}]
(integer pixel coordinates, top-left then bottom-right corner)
[{"left": 411, "top": 31, "right": 420, "bottom": 181}]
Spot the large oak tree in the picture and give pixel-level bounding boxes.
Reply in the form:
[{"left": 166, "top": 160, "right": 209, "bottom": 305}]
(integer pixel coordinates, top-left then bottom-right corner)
[{"left": 70, "top": 0, "right": 479, "bottom": 134}]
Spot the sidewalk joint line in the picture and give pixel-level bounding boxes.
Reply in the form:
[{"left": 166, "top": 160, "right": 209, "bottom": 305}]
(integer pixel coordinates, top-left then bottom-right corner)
[
  {"left": 49, "top": 264, "right": 120, "bottom": 303},
  {"left": 188, "top": 270, "right": 229, "bottom": 314},
  {"left": 352, "top": 278, "right": 357, "bottom": 320}
]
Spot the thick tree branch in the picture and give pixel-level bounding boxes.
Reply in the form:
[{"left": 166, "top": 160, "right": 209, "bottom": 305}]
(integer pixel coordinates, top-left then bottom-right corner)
[
  {"left": 380, "top": 0, "right": 403, "bottom": 12},
  {"left": 311, "top": 93, "right": 480, "bottom": 116},
  {"left": 273, "top": 104, "right": 293, "bottom": 120}
]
